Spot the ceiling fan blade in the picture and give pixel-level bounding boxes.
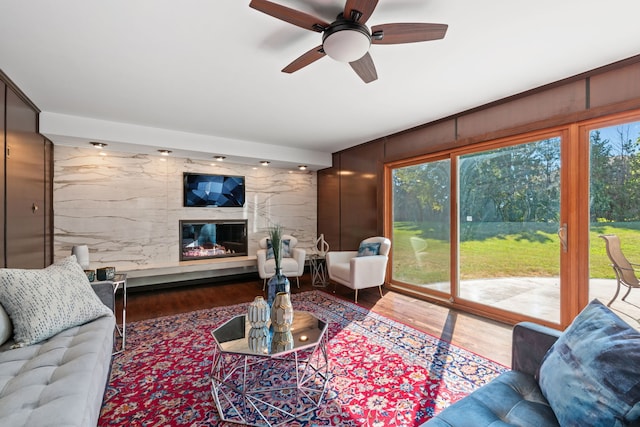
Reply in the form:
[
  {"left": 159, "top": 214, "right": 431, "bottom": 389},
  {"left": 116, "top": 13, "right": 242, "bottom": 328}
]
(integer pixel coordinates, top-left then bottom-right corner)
[
  {"left": 371, "top": 23, "right": 448, "bottom": 44},
  {"left": 282, "top": 45, "right": 326, "bottom": 73},
  {"left": 350, "top": 52, "right": 377, "bottom": 83},
  {"left": 250, "top": 0, "right": 329, "bottom": 32},
  {"left": 344, "top": 0, "right": 379, "bottom": 23}
]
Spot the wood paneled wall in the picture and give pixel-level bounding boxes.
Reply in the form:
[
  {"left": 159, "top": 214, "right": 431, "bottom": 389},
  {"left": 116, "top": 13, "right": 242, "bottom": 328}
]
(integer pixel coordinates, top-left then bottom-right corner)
[
  {"left": 338, "top": 140, "right": 385, "bottom": 250},
  {"left": 318, "top": 55, "right": 640, "bottom": 249}
]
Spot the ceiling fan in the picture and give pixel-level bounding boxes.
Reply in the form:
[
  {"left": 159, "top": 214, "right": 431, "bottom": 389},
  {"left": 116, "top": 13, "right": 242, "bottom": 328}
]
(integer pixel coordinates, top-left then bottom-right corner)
[{"left": 249, "top": 0, "right": 448, "bottom": 83}]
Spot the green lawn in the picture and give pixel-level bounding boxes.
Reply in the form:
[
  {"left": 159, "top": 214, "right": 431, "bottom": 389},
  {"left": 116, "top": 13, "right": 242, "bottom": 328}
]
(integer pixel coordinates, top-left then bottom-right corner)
[{"left": 393, "top": 221, "right": 640, "bottom": 285}]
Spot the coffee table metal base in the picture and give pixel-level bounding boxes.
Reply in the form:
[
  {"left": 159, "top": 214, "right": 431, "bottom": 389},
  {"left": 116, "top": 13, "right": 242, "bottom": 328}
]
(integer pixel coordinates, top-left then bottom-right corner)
[{"left": 210, "top": 334, "right": 329, "bottom": 426}]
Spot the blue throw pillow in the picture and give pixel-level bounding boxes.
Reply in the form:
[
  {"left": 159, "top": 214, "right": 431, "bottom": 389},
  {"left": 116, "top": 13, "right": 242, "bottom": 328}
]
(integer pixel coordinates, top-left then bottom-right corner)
[
  {"left": 266, "top": 239, "right": 292, "bottom": 260},
  {"left": 281, "top": 239, "right": 292, "bottom": 258},
  {"left": 265, "top": 239, "right": 274, "bottom": 260},
  {"left": 357, "top": 242, "right": 381, "bottom": 257},
  {"left": 539, "top": 299, "right": 640, "bottom": 426}
]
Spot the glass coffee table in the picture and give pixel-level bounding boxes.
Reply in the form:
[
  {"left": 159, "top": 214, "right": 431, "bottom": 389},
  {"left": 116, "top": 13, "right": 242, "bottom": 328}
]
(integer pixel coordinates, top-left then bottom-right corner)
[{"left": 210, "top": 310, "right": 329, "bottom": 426}]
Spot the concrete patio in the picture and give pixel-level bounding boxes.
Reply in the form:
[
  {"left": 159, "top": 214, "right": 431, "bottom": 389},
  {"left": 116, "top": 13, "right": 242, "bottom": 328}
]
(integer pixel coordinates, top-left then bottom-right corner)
[{"left": 421, "top": 278, "right": 640, "bottom": 328}]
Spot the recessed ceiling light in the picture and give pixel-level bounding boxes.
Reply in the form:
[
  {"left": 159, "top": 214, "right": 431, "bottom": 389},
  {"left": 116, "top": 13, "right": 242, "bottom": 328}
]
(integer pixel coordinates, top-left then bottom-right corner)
[
  {"left": 90, "top": 142, "right": 107, "bottom": 149},
  {"left": 298, "top": 165, "right": 307, "bottom": 171},
  {"left": 260, "top": 161, "right": 270, "bottom": 166},
  {"left": 214, "top": 156, "right": 226, "bottom": 161},
  {"left": 158, "top": 150, "right": 172, "bottom": 156}
]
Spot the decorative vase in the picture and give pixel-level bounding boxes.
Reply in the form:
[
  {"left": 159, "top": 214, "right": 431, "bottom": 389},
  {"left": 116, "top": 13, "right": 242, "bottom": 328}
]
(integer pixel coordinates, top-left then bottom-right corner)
[
  {"left": 271, "top": 330, "right": 294, "bottom": 353},
  {"left": 71, "top": 245, "right": 90, "bottom": 269},
  {"left": 247, "top": 296, "right": 270, "bottom": 328},
  {"left": 315, "top": 233, "right": 330, "bottom": 257},
  {"left": 270, "top": 291, "right": 294, "bottom": 332},
  {"left": 267, "top": 268, "right": 290, "bottom": 306},
  {"left": 248, "top": 326, "right": 270, "bottom": 354}
]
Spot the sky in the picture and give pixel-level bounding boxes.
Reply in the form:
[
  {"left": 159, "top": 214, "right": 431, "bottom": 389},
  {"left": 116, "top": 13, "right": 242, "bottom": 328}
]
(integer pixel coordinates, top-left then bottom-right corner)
[{"left": 594, "top": 121, "right": 640, "bottom": 148}]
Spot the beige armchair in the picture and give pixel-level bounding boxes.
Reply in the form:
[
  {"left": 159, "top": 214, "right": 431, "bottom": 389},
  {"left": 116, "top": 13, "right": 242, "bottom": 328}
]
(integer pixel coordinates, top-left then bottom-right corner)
[
  {"left": 257, "top": 234, "right": 305, "bottom": 289},
  {"left": 326, "top": 236, "right": 391, "bottom": 303}
]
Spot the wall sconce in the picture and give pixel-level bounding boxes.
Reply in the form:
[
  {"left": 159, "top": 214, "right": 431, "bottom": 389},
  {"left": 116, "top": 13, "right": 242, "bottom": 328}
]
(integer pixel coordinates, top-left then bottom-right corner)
[
  {"left": 90, "top": 142, "right": 107, "bottom": 149},
  {"left": 158, "top": 150, "right": 172, "bottom": 156},
  {"left": 214, "top": 156, "right": 226, "bottom": 161},
  {"left": 298, "top": 165, "right": 307, "bottom": 171},
  {"left": 260, "top": 161, "right": 270, "bottom": 166}
]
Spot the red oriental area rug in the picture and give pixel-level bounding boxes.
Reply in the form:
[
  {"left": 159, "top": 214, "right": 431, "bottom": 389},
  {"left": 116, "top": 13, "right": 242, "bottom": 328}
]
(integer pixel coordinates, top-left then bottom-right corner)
[{"left": 99, "top": 291, "right": 506, "bottom": 426}]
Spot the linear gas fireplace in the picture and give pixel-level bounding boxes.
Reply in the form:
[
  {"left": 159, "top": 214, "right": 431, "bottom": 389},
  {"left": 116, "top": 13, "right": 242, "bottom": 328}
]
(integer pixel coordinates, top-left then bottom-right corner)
[{"left": 180, "top": 219, "right": 248, "bottom": 261}]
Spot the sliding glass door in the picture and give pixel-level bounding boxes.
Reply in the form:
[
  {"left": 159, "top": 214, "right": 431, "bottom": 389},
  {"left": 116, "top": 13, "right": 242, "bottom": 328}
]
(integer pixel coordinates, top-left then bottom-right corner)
[
  {"left": 457, "top": 138, "right": 562, "bottom": 322},
  {"left": 387, "top": 111, "right": 640, "bottom": 327},
  {"left": 588, "top": 117, "right": 640, "bottom": 325},
  {"left": 391, "top": 159, "right": 451, "bottom": 296},
  {"left": 387, "top": 133, "right": 566, "bottom": 326}
]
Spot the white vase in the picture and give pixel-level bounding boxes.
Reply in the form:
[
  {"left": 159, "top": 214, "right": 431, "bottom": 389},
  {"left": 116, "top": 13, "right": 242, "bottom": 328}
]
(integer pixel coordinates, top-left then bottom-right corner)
[
  {"left": 247, "top": 296, "right": 270, "bottom": 328},
  {"left": 248, "top": 326, "right": 270, "bottom": 354},
  {"left": 71, "top": 245, "right": 90, "bottom": 269}
]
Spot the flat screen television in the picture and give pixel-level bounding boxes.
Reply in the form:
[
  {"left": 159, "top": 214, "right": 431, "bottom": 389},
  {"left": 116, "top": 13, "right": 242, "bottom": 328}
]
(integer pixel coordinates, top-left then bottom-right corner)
[{"left": 183, "top": 173, "right": 245, "bottom": 207}]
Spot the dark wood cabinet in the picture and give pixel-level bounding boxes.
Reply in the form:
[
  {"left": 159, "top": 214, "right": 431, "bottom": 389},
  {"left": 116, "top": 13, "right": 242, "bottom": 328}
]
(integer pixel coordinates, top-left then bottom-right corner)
[
  {"left": 0, "top": 81, "right": 5, "bottom": 266},
  {"left": 1, "top": 74, "right": 52, "bottom": 268}
]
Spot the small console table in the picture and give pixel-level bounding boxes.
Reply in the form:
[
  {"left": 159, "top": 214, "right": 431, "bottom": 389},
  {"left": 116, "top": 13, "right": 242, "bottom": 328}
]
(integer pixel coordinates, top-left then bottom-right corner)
[{"left": 95, "top": 273, "right": 127, "bottom": 354}]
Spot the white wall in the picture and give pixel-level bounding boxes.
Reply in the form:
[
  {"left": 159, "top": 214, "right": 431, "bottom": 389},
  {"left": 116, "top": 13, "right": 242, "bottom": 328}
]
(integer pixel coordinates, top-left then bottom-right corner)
[{"left": 53, "top": 146, "right": 317, "bottom": 272}]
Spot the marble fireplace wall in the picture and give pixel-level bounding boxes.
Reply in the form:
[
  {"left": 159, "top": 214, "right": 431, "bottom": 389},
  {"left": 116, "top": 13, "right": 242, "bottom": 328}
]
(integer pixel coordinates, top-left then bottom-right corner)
[{"left": 53, "top": 146, "right": 317, "bottom": 272}]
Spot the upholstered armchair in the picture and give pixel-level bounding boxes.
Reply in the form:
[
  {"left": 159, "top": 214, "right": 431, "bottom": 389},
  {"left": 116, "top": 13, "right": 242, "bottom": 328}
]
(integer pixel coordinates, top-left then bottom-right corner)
[
  {"left": 257, "top": 234, "right": 305, "bottom": 289},
  {"left": 326, "top": 236, "right": 391, "bottom": 303}
]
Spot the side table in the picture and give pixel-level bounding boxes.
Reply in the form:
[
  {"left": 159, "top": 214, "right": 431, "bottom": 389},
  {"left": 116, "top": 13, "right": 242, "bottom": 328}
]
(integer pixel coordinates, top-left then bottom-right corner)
[
  {"left": 95, "top": 273, "right": 127, "bottom": 354},
  {"left": 309, "top": 254, "right": 328, "bottom": 287}
]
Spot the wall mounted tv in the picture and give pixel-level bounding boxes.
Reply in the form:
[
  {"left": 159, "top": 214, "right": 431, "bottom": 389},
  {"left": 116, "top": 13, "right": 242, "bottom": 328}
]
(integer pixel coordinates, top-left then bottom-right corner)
[{"left": 183, "top": 173, "right": 245, "bottom": 207}]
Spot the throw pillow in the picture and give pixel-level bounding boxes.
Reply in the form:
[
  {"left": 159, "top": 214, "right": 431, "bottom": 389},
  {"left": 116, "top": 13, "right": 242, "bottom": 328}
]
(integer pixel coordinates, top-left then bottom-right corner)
[
  {"left": 266, "top": 238, "right": 292, "bottom": 259},
  {"left": 0, "top": 303, "right": 12, "bottom": 346},
  {"left": 266, "top": 239, "right": 274, "bottom": 260},
  {"left": 357, "top": 242, "right": 381, "bottom": 257},
  {"left": 281, "top": 239, "right": 292, "bottom": 258},
  {"left": 0, "top": 255, "right": 113, "bottom": 347},
  {"left": 539, "top": 299, "right": 640, "bottom": 426}
]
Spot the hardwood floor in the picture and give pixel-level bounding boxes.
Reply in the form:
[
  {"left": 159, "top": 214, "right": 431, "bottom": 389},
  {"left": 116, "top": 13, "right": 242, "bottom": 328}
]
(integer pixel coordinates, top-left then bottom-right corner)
[{"left": 120, "top": 273, "right": 514, "bottom": 366}]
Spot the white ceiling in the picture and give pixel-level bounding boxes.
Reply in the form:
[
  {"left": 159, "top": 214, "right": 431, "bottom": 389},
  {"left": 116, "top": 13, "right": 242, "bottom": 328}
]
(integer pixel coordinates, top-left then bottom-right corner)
[{"left": 1, "top": 0, "right": 640, "bottom": 170}]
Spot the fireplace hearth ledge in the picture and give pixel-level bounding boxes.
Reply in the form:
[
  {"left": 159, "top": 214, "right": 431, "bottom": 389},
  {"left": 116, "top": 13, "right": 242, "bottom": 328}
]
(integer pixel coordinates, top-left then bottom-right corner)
[{"left": 124, "top": 255, "right": 258, "bottom": 288}]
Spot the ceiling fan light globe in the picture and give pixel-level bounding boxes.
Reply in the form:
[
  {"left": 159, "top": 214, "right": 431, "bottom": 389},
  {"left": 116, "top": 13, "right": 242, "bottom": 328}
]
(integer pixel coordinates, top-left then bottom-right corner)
[{"left": 323, "top": 29, "right": 371, "bottom": 62}]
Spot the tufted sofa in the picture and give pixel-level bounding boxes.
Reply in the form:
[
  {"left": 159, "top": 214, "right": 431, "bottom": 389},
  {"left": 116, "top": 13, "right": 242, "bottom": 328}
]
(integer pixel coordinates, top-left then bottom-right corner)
[
  {"left": 0, "top": 258, "right": 116, "bottom": 427},
  {"left": 422, "top": 300, "right": 640, "bottom": 426}
]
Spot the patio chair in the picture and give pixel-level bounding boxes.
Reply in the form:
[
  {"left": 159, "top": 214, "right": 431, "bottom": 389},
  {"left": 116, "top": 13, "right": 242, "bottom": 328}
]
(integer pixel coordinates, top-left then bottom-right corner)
[{"left": 599, "top": 234, "right": 640, "bottom": 306}]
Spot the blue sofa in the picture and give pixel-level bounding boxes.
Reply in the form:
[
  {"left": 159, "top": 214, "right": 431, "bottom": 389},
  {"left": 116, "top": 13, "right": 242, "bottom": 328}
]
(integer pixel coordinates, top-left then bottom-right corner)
[{"left": 423, "top": 300, "right": 640, "bottom": 427}]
